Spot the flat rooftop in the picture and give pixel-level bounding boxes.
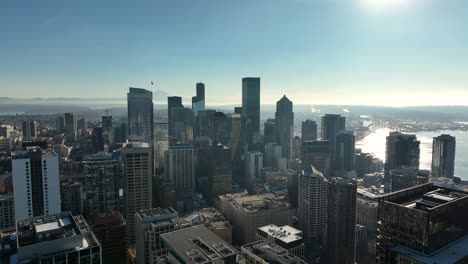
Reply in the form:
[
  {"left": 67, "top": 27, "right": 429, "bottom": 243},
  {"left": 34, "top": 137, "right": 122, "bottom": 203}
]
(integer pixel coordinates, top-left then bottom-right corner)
[
  {"left": 392, "top": 235, "right": 468, "bottom": 263},
  {"left": 136, "top": 207, "right": 178, "bottom": 220},
  {"left": 226, "top": 193, "right": 290, "bottom": 212},
  {"left": 399, "top": 189, "right": 467, "bottom": 211},
  {"left": 161, "top": 225, "right": 238, "bottom": 264},
  {"left": 16, "top": 212, "right": 80, "bottom": 248},
  {"left": 241, "top": 241, "right": 306, "bottom": 264},
  {"left": 12, "top": 146, "right": 57, "bottom": 160},
  {"left": 258, "top": 225, "right": 302, "bottom": 244}
]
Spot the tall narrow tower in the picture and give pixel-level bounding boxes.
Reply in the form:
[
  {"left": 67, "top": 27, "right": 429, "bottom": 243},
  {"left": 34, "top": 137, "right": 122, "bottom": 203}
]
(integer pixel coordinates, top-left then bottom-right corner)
[
  {"left": 127, "top": 87, "right": 154, "bottom": 143},
  {"left": 275, "top": 95, "right": 294, "bottom": 159}
]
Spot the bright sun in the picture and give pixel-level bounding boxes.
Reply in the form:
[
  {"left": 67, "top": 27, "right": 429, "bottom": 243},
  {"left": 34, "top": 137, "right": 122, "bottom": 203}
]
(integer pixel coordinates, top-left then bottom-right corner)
[{"left": 360, "top": 0, "right": 411, "bottom": 11}]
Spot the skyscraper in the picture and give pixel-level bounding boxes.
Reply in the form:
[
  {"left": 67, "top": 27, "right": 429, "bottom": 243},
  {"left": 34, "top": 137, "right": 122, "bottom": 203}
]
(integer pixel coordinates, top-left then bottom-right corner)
[
  {"left": 82, "top": 153, "right": 124, "bottom": 216},
  {"left": 167, "top": 143, "right": 195, "bottom": 194},
  {"left": 390, "top": 167, "right": 430, "bottom": 192},
  {"left": 167, "top": 96, "right": 183, "bottom": 138},
  {"left": 122, "top": 142, "right": 153, "bottom": 244},
  {"left": 302, "top": 140, "right": 331, "bottom": 177},
  {"left": 432, "top": 134, "right": 456, "bottom": 179},
  {"left": 298, "top": 166, "right": 328, "bottom": 261},
  {"left": 376, "top": 183, "right": 468, "bottom": 264},
  {"left": 275, "top": 95, "right": 294, "bottom": 159},
  {"left": 172, "top": 107, "right": 194, "bottom": 142},
  {"left": 334, "top": 130, "right": 356, "bottom": 175},
  {"left": 55, "top": 116, "right": 65, "bottom": 133},
  {"left": 263, "top": 118, "right": 278, "bottom": 144},
  {"left": 242, "top": 77, "right": 260, "bottom": 146},
  {"left": 64, "top": 112, "right": 77, "bottom": 142},
  {"left": 12, "top": 146, "right": 61, "bottom": 220},
  {"left": 208, "top": 111, "right": 230, "bottom": 145},
  {"left": 245, "top": 151, "right": 263, "bottom": 186},
  {"left": 192, "top": 82, "right": 206, "bottom": 115},
  {"left": 102, "top": 115, "right": 113, "bottom": 145},
  {"left": 127, "top": 87, "right": 154, "bottom": 142},
  {"left": 60, "top": 179, "right": 83, "bottom": 216},
  {"left": 22, "top": 121, "right": 37, "bottom": 139},
  {"left": 384, "top": 132, "right": 420, "bottom": 183},
  {"left": 321, "top": 114, "right": 345, "bottom": 141},
  {"left": 326, "top": 178, "right": 357, "bottom": 264},
  {"left": 301, "top": 119, "right": 317, "bottom": 142}
]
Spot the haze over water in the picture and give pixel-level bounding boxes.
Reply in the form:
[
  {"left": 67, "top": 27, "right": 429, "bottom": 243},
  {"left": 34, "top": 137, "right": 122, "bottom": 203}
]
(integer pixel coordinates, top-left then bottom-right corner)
[{"left": 356, "top": 128, "right": 468, "bottom": 180}]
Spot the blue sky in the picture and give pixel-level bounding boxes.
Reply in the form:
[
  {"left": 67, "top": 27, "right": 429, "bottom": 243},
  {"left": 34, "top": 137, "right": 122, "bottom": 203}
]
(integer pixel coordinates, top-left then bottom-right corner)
[{"left": 1, "top": 0, "right": 467, "bottom": 106}]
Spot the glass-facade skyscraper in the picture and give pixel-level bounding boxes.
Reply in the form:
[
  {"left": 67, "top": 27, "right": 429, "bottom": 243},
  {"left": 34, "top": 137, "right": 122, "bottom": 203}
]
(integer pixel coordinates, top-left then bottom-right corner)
[
  {"left": 127, "top": 87, "right": 154, "bottom": 143},
  {"left": 242, "top": 77, "right": 260, "bottom": 146}
]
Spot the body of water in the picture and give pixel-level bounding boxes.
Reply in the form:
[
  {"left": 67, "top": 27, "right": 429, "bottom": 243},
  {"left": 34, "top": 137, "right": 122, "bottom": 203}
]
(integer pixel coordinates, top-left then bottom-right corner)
[{"left": 356, "top": 128, "right": 468, "bottom": 180}]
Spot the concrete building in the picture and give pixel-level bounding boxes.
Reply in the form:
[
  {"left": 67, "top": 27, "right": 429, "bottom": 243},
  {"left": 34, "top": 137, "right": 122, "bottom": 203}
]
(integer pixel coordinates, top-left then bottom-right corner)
[
  {"left": 376, "top": 183, "right": 468, "bottom": 264},
  {"left": 60, "top": 180, "right": 83, "bottom": 216},
  {"left": 242, "top": 77, "right": 261, "bottom": 146},
  {"left": 12, "top": 146, "right": 61, "bottom": 220},
  {"left": 219, "top": 193, "right": 291, "bottom": 245},
  {"left": 326, "top": 178, "right": 357, "bottom": 264},
  {"left": 160, "top": 225, "right": 244, "bottom": 264},
  {"left": 0, "top": 194, "right": 15, "bottom": 231},
  {"left": 390, "top": 167, "right": 430, "bottom": 192},
  {"left": 167, "top": 143, "right": 195, "bottom": 194},
  {"left": 22, "top": 121, "right": 37, "bottom": 139},
  {"left": 135, "top": 207, "right": 190, "bottom": 264},
  {"left": 16, "top": 212, "right": 102, "bottom": 263},
  {"left": 301, "top": 119, "right": 317, "bottom": 142},
  {"left": 264, "top": 143, "right": 282, "bottom": 169},
  {"left": 122, "top": 142, "right": 153, "bottom": 244},
  {"left": 128, "top": 87, "right": 154, "bottom": 142},
  {"left": 275, "top": 95, "right": 294, "bottom": 159},
  {"left": 301, "top": 140, "right": 331, "bottom": 177},
  {"left": 384, "top": 132, "right": 420, "bottom": 184},
  {"left": 432, "top": 134, "right": 456, "bottom": 179},
  {"left": 244, "top": 151, "right": 263, "bottom": 186},
  {"left": 184, "top": 207, "right": 233, "bottom": 244},
  {"left": 82, "top": 152, "right": 123, "bottom": 216},
  {"left": 298, "top": 166, "right": 328, "bottom": 260},
  {"left": 88, "top": 210, "right": 127, "bottom": 264},
  {"left": 257, "top": 224, "right": 304, "bottom": 259},
  {"left": 241, "top": 240, "right": 305, "bottom": 264}
]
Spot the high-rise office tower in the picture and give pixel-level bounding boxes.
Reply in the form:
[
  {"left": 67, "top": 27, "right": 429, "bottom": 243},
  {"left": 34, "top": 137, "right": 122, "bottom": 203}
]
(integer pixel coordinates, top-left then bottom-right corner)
[
  {"left": 298, "top": 166, "right": 328, "bottom": 260},
  {"left": 22, "top": 121, "right": 37, "bottom": 139},
  {"left": 12, "top": 146, "right": 61, "bottom": 220},
  {"left": 127, "top": 87, "right": 154, "bottom": 142},
  {"left": 208, "top": 111, "right": 230, "bottom": 145},
  {"left": 210, "top": 145, "right": 233, "bottom": 196},
  {"left": 55, "top": 116, "right": 65, "bottom": 133},
  {"left": 245, "top": 151, "right": 263, "bottom": 186},
  {"left": 302, "top": 140, "right": 331, "bottom": 177},
  {"left": 60, "top": 179, "right": 83, "bottom": 216},
  {"left": 102, "top": 115, "right": 113, "bottom": 132},
  {"left": 192, "top": 82, "right": 206, "bottom": 115},
  {"left": 264, "top": 143, "right": 282, "bottom": 169},
  {"left": 196, "top": 109, "right": 216, "bottom": 138},
  {"left": 92, "top": 127, "right": 105, "bottom": 152},
  {"left": 82, "top": 153, "right": 123, "bottom": 216},
  {"left": 171, "top": 107, "right": 194, "bottom": 142},
  {"left": 263, "top": 118, "right": 278, "bottom": 144},
  {"left": 334, "top": 130, "right": 356, "bottom": 175},
  {"left": 326, "top": 178, "right": 357, "bottom": 264},
  {"left": 64, "top": 112, "right": 77, "bottom": 142},
  {"left": 384, "top": 132, "right": 420, "bottom": 183},
  {"left": 122, "top": 142, "right": 153, "bottom": 244},
  {"left": 167, "top": 96, "right": 183, "bottom": 138},
  {"left": 432, "top": 134, "right": 456, "bottom": 179},
  {"left": 114, "top": 122, "right": 128, "bottom": 144},
  {"left": 242, "top": 77, "right": 260, "bottom": 146},
  {"left": 135, "top": 207, "right": 185, "bottom": 264},
  {"left": 390, "top": 167, "right": 430, "bottom": 192},
  {"left": 0, "top": 194, "right": 15, "bottom": 230},
  {"left": 321, "top": 114, "right": 345, "bottom": 141},
  {"left": 167, "top": 143, "right": 195, "bottom": 194},
  {"left": 376, "top": 183, "right": 468, "bottom": 264},
  {"left": 302, "top": 120, "right": 317, "bottom": 142},
  {"left": 275, "top": 95, "right": 294, "bottom": 159},
  {"left": 77, "top": 118, "right": 88, "bottom": 132},
  {"left": 292, "top": 135, "right": 302, "bottom": 160},
  {"left": 88, "top": 210, "right": 127, "bottom": 264}
]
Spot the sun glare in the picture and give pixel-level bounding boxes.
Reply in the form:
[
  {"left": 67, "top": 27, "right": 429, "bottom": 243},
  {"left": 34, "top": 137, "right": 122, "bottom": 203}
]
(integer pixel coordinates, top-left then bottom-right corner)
[{"left": 360, "top": 0, "right": 411, "bottom": 12}]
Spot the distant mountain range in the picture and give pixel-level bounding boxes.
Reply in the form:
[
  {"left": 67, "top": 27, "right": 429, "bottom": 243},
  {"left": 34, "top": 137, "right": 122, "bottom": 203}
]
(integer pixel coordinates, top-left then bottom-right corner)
[{"left": 1, "top": 97, "right": 468, "bottom": 122}]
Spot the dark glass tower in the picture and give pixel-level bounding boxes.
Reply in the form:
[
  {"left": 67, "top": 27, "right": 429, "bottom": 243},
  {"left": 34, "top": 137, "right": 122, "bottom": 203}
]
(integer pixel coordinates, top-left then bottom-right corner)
[
  {"left": 242, "top": 77, "right": 260, "bottom": 146},
  {"left": 127, "top": 87, "right": 154, "bottom": 142},
  {"left": 432, "top": 134, "right": 456, "bottom": 178},
  {"left": 334, "top": 130, "right": 356, "bottom": 174},
  {"left": 275, "top": 95, "right": 294, "bottom": 159},
  {"left": 192, "top": 82, "right": 205, "bottom": 115},
  {"left": 301, "top": 119, "right": 317, "bottom": 142},
  {"left": 167, "top": 96, "right": 183, "bottom": 138},
  {"left": 384, "top": 132, "right": 420, "bottom": 183}
]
